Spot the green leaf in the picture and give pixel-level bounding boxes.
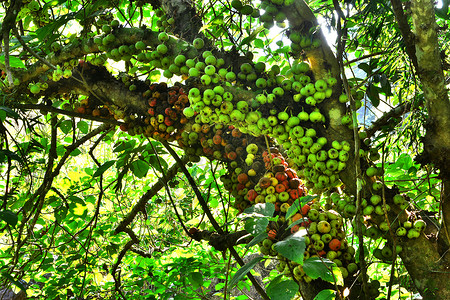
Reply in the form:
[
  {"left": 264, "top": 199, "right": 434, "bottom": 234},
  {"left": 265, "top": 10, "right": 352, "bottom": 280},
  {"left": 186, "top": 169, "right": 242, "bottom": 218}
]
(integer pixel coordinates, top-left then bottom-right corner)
[
  {"left": 243, "top": 203, "right": 275, "bottom": 217},
  {"left": 0, "top": 150, "right": 22, "bottom": 163},
  {"left": 54, "top": 207, "right": 68, "bottom": 223},
  {"left": 0, "top": 106, "right": 20, "bottom": 119},
  {"left": 77, "top": 121, "right": 89, "bottom": 134},
  {"left": 358, "top": 62, "right": 371, "bottom": 74},
  {"left": 113, "top": 141, "right": 136, "bottom": 152},
  {"left": 286, "top": 199, "right": 302, "bottom": 219},
  {"left": 273, "top": 230, "right": 307, "bottom": 264},
  {"left": 286, "top": 196, "right": 317, "bottom": 219},
  {"left": 187, "top": 272, "right": 203, "bottom": 289},
  {"left": 229, "top": 256, "right": 264, "bottom": 288},
  {"left": 148, "top": 155, "right": 167, "bottom": 172},
  {"left": 254, "top": 38, "right": 264, "bottom": 48},
  {"left": 0, "top": 210, "right": 18, "bottom": 227},
  {"left": 246, "top": 231, "right": 268, "bottom": 249},
  {"left": 266, "top": 275, "right": 299, "bottom": 300},
  {"left": 2, "top": 273, "right": 26, "bottom": 291},
  {"left": 0, "top": 56, "right": 26, "bottom": 68},
  {"left": 314, "top": 289, "right": 336, "bottom": 300},
  {"left": 93, "top": 160, "right": 116, "bottom": 177},
  {"left": 303, "top": 257, "right": 336, "bottom": 282},
  {"left": 69, "top": 148, "right": 82, "bottom": 156},
  {"left": 380, "top": 75, "right": 392, "bottom": 96},
  {"left": 59, "top": 120, "right": 73, "bottom": 134},
  {"left": 245, "top": 217, "right": 269, "bottom": 236},
  {"left": 130, "top": 159, "right": 149, "bottom": 178},
  {"left": 35, "top": 12, "right": 77, "bottom": 41},
  {"left": 0, "top": 110, "right": 5, "bottom": 122},
  {"left": 367, "top": 83, "right": 380, "bottom": 107}
]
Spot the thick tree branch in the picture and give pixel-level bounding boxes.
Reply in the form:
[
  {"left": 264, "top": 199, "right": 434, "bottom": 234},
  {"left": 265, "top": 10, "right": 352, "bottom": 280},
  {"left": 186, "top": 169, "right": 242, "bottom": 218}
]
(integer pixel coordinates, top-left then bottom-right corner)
[
  {"left": 390, "top": 0, "right": 419, "bottom": 71},
  {"left": 366, "top": 102, "right": 412, "bottom": 138},
  {"left": 411, "top": 0, "right": 450, "bottom": 176},
  {"left": 13, "top": 103, "right": 121, "bottom": 126},
  {"left": 190, "top": 229, "right": 251, "bottom": 251}
]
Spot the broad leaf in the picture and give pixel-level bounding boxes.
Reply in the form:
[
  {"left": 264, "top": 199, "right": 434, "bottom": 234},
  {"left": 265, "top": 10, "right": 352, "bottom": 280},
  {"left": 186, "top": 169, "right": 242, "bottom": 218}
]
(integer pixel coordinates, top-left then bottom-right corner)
[
  {"left": 187, "top": 271, "right": 203, "bottom": 289},
  {"left": 0, "top": 210, "right": 18, "bottom": 227},
  {"left": 314, "top": 289, "right": 336, "bottom": 300},
  {"left": 2, "top": 273, "right": 26, "bottom": 291},
  {"left": 273, "top": 230, "right": 307, "bottom": 264},
  {"left": 286, "top": 199, "right": 302, "bottom": 219},
  {"left": 303, "top": 257, "right": 336, "bottom": 282},
  {"left": 0, "top": 150, "right": 22, "bottom": 163},
  {"left": 246, "top": 231, "right": 268, "bottom": 248},
  {"left": 266, "top": 275, "right": 299, "bottom": 300},
  {"left": 286, "top": 195, "right": 317, "bottom": 219},
  {"left": 0, "top": 106, "right": 20, "bottom": 119},
  {"left": 130, "top": 159, "right": 149, "bottom": 178},
  {"left": 77, "top": 121, "right": 89, "bottom": 134},
  {"left": 229, "top": 256, "right": 264, "bottom": 288},
  {"left": 243, "top": 203, "right": 275, "bottom": 217},
  {"left": 0, "top": 56, "right": 25, "bottom": 68},
  {"left": 59, "top": 120, "right": 73, "bottom": 134},
  {"left": 93, "top": 160, "right": 116, "bottom": 177},
  {"left": 245, "top": 217, "right": 269, "bottom": 236},
  {"left": 367, "top": 83, "right": 380, "bottom": 107}
]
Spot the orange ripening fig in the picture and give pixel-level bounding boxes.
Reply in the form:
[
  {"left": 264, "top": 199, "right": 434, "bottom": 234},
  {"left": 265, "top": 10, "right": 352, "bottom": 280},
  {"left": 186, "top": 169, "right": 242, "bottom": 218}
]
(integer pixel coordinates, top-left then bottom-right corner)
[
  {"left": 291, "top": 213, "right": 303, "bottom": 222},
  {"left": 268, "top": 229, "right": 277, "bottom": 240},
  {"left": 291, "top": 224, "right": 300, "bottom": 233},
  {"left": 301, "top": 204, "right": 311, "bottom": 216},
  {"left": 275, "top": 183, "right": 286, "bottom": 193},
  {"left": 329, "top": 239, "right": 341, "bottom": 251}
]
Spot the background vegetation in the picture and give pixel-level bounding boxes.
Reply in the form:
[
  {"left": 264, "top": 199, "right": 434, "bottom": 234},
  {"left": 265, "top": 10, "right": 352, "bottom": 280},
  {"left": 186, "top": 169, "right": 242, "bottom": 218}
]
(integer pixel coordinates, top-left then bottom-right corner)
[{"left": 0, "top": 0, "right": 449, "bottom": 299}]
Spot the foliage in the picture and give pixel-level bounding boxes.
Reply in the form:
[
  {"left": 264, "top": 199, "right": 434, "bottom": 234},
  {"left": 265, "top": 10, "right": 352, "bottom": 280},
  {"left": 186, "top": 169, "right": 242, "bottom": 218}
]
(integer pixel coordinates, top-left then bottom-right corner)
[{"left": 0, "top": 0, "right": 449, "bottom": 299}]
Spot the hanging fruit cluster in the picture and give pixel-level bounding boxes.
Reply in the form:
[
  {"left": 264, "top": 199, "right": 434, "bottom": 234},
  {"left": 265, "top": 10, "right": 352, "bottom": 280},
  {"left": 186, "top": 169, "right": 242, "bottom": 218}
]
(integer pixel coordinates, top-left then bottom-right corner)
[
  {"left": 245, "top": 150, "right": 306, "bottom": 208},
  {"left": 141, "top": 82, "right": 188, "bottom": 139},
  {"left": 226, "top": 151, "right": 360, "bottom": 284},
  {"left": 180, "top": 52, "right": 346, "bottom": 191},
  {"left": 75, "top": 97, "right": 114, "bottom": 119},
  {"left": 263, "top": 201, "right": 359, "bottom": 284}
]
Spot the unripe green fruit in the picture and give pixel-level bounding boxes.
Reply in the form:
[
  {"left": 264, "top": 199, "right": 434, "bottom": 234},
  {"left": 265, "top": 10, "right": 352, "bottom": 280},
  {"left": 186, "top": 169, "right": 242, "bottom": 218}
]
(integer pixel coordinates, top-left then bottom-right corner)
[
  {"left": 193, "top": 38, "right": 204, "bottom": 49},
  {"left": 183, "top": 107, "right": 195, "bottom": 118},
  {"left": 102, "top": 24, "right": 111, "bottom": 33},
  {"left": 339, "top": 94, "right": 348, "bottom": 103},
  {"left": 30, "top": 84, "right": 40, "bottom": 94},
  {"left": 188, "top": 68, "right": 200, "bottom": 77},
  {"left": 201, "top": 74, "right": 211, "bottom": 85},
  {"left": 414, "top": 219, "right": 426, "bottom": 231},
  {"left": 225, "top": 71, "right": 236, "bottom": 82},
  {"left": 158, "top": 32, "right": 169, "bottom": 42},
  {"left": 314, "top": 79, "right": 327, "bottom": 92},
  {"left": 205, "top": 55, "right": 217, "bottom": 66},
  {"left": 407, "top": 228, "right": 420, "bottom": 239},
  {"left": 110, "top": 19, "right": 119, "bottom": 27},
  {"left": 185, "top": 59, "right": 195, "bottom": 68},
  {"left": 240, "top": 63, "right": 253, "bottom": 74},
  {"left": 157, "top": 44, "right": 168, "bottom": 55},
  {"left": 366, "top": 167, "right": 378, "bottom": 177},
  {"left": 393, "top": 194, "right": 405, "bottom": 205},
  {"left": 163, "top": 69, "right": 173, "bottom": 78},
  {"left": 174, "top": 54, "right": 186, "bottom": 66},
  {"left": 309, "top": 111, "right": 323, "bottom": 123},
  {"left": 105, "top": 33, "right": 116, "bottom": 43},
  {"left": 204, "top": 65, "right": 216, "bottom": 76},
  {"left": 255, "top": 78, "right": 267, "bottom": 88},
  {"left": 396, "top": 227, "right": 407, "bottom": 236},
  {"left": 135, "top": 41, "right": 146, "bottom": 50}
]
